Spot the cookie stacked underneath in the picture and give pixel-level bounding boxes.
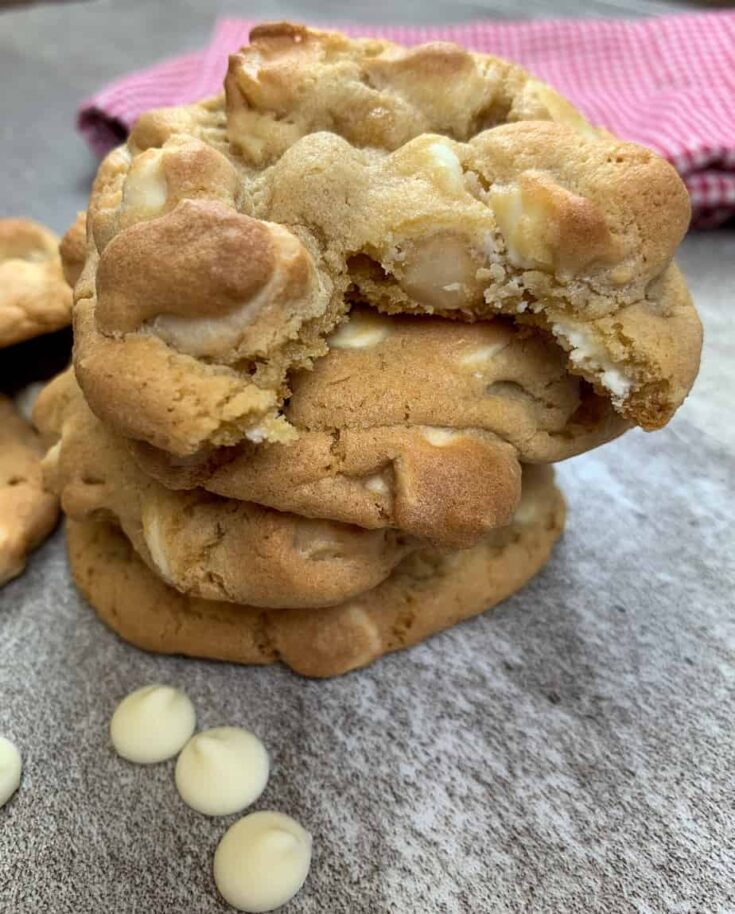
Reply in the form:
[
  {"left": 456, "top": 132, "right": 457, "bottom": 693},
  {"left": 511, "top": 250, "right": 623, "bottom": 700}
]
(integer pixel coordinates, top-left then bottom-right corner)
[{"left": 35, "top": 24, "right": 701, "bottom": 676}]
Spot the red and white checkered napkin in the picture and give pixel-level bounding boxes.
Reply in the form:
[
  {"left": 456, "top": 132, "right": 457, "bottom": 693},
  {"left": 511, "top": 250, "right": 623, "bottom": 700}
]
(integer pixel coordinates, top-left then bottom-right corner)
[{"left": 79, "top": 13, "right": 735, "bottom": 227}]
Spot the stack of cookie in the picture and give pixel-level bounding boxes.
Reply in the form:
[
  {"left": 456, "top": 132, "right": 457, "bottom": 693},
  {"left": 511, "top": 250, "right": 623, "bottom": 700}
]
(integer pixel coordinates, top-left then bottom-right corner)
[{"left": 35, "top": 24, "right": 701, "bottom": 677}]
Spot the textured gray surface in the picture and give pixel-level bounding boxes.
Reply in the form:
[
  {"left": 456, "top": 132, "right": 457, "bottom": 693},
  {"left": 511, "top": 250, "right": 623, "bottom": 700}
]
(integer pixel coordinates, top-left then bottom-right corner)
[{"left": 0, "top": 2, "right": 734, "bottom": 913}]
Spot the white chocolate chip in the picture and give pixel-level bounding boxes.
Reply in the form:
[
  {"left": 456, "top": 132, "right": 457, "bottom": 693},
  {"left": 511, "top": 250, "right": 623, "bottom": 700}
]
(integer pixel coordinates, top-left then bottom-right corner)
[
  {"left": 553, "top": 322, "right": 633, "bottom": 402},
  {"left": 513, "top": 494, "right": 540, "bottom": 525},
  {"left": 422, "top": 427, "right": 462, "bottom": 447},
  {"left": 427, "top": 141, "right": 465, "bottom": 193},
  {"left": 41, "top": 439, "right": 61, "bottom": 472},
  {"left": 141, "top": 503, "right": 173, "bottom": 583},
  {"left": 459, "top": 340, "right": 510, "bottom": 368},
  {"left": 110, "top": 684, "right": 196, "bottom": 764},
  {"left": 175, "top": 727, "right": 269, "bottom": 817},
  {"left": 343, "top": 607, "right": 383, "bottom": 671},
  {"left": 121, "top": 149, "right": 168, "bottom": 220},
  {"left": 0, "top": 737, "right": 21, "bottom": 808},
  {"left": 328, "top": 311, "right": 391, "bottom": 350},
  {"left": 149, "top": 230, "right": 313, "bottom": 360},
  {"left": 488, "top": 183, "right": 556, "bottom": 270},
  {"left": 214, "top": 811, "right": 312, "bottom": 913},
  {"left": 363, "top": 473, "right": 390, "bottom": 497},
  {"left": 245, "top": 424, "right": 269, "bottom": 444}
]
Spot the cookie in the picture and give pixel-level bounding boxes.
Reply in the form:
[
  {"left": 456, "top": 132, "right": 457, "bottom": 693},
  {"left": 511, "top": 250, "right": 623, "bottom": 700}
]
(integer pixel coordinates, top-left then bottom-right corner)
[
  {"left": 224, "top": 21, "right": 599, "bottom": 166},
  {"left": 258, "top": 124, "right": 699, "bottom": 429},
  {"left": 132, "top": 307, "right": 624, "bottom": 548},
  {"left": 34, "top": 370, "right": 414, "bottom": 609},
  {"left": 59, "top": 212, "right": 87, "bottom": 290},
  {"left": 0, "top": 396, "right": 58, "bottom": 585},
  {"left": 66, "top": 463, "right": 564, "bottom": 677},
  {"left": 73, "top": 23, "right": 698, "bottom": 459},
  {"left": 0, "top": 219, "right": 72, "bottom": 348},
  {"left": 224, "top": 24, "right": 699, "bottom": 426},
  {"left": 74, "top": 139, "right": 339, "bottom": 457}
]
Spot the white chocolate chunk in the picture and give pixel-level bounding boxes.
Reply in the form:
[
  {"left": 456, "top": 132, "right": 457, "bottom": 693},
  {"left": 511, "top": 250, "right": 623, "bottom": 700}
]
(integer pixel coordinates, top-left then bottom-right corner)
[
  {"left": 364, "top": 473, "right": 390, "bottom": 497},
  {"left": 512, "top": 496, "right": 540, "bottom": 526},
  {"left": 175, "top": 726, "right": 269, "bottom": 816},
  {"left": 141, "top": 503, "right": 173, "bottom": 583},
  {"left": 489, "top": 183, "right": 554, "bottom": 270},
  {"left": 422, "top": 427, "right": 462, "bottom": 447},
  {"left": 553, "top": 322, "right": 633, "bottom": 402},
  {"left": 427, "top": 141, "right": 465, "bottom": 193},
  {"left": 343, "top": 606, "right": 382, "bottom": 664},
  {"left": 122, "top": 149, "right": 167, "bottom": 219},
  {"left": 0, "top": 737, "right": 21, "bottom": 808},
  {"left": 110, "top": 684, "right": 196, "bottom": 764},
  {"left": 328, "top": 311, "right": 391, "bottom": 350},
  {"left": 150, "top": 230, "right": 312, "bottom": 360},
  {"left": 41, "top": 439, "right": 61, "bottom": 474},
  {"left": 459, "top": 340, "right": 510, "bottom": 367},
  {"left": 214, "top": 810, "right": 312, "bottom": 913}
]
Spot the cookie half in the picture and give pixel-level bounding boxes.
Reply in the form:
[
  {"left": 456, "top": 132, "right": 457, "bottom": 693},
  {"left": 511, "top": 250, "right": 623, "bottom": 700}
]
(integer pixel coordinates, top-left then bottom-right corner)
[{"left": 66, "top": 464, "right": 564, "bottom": 677}]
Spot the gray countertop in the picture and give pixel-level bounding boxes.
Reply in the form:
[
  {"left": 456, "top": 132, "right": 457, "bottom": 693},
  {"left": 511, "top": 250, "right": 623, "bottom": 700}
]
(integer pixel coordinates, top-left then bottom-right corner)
[{"left": 0, "top": 2, "right": 733, "bottom": 912}]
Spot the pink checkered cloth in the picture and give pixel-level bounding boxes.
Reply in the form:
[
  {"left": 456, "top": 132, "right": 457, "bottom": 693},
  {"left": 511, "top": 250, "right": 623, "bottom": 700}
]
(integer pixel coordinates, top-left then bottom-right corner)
[{"left": 79, "top": 13, "right": 735, "bottom": 228}]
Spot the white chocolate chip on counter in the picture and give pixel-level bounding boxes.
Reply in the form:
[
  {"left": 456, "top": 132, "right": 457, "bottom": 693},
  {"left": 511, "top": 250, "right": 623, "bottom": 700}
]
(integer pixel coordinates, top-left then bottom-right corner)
[
  {"left": 175, "top": 726, "right": 269, "bottom": 817},
  {"left": 0, "top": 736, "right": 21, "bottom": 808},
  {"left": 110, "top": 684, "right": 196, "bottom": 764},
  {"left": 214, "top": 811, "right": 313, "bottom": 913},
  {"left": 328, "top": 310, "right": 391, "bottom": 349}
]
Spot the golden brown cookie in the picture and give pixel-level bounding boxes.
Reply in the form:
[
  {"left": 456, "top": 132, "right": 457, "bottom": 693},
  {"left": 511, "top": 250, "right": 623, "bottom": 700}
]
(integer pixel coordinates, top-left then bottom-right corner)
[
  {"left": 260, "top": 126, "right": 699, "bottom": 429},
  {"left": 0, "top": 219, "right": 72, "bottom": 348},
  {"left": 59, "top": 212, "right": 87, "bottom": 290},
  {"left": 66, "top": 464, "right": 564, "bottom": 677},
  {"left": 225, "top": 23, "right": 700, "bottom": 427},
  {"left": 132, "top": 307, "right": 624, "bottom": 548},
  {"left": 34, "top": 370, "right": 414, "bottom": 609},
  {"left": 75, "top": 138, "right": 340, "bottom": 456},
  {"left": 73, "top": 23, "right": 699, "bottom": 459},
  {"left": 0, "top": 396, "right": 58, "bottom": 585},
  {"left": 223, "top": 21, "right": 598, "bottom": 165}
]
